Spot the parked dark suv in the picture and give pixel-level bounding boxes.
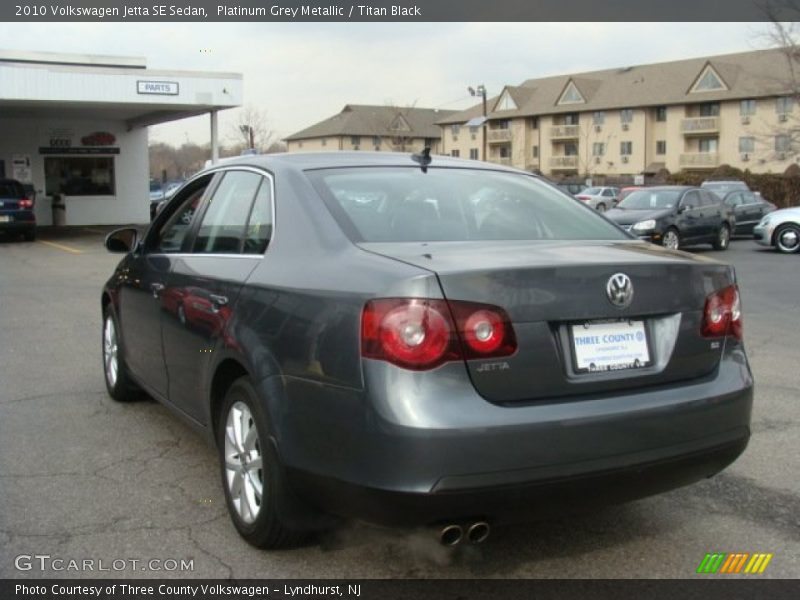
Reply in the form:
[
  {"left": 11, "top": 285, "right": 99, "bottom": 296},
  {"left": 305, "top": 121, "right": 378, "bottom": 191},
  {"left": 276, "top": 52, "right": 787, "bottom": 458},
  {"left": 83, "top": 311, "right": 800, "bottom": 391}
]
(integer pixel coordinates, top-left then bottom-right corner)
[
  {"left": 101, "top": 154, "right": 752, "bottom": 549},
  {"left": 0, "top": 178, "right": 36, "bottom": 241},
  {"left": 605, "top": 186, "right": 735, "bottom": 251}
]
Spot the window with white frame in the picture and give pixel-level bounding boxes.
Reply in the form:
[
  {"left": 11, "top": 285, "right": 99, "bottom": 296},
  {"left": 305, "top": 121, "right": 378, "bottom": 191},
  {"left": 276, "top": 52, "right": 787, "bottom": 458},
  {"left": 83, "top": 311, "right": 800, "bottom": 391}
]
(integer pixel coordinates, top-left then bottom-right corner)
[
  {"left": 620, "top": 141, "right": 632, "bottom": 156},
  {"left": 592, "top": 142, "right": 605, "bottom": 156},
  {"left": 740, "top": 99, "right": 756, "bottom": 116},
  {"left": 739, "top": 137, "right": 755, "bottom": 153}
]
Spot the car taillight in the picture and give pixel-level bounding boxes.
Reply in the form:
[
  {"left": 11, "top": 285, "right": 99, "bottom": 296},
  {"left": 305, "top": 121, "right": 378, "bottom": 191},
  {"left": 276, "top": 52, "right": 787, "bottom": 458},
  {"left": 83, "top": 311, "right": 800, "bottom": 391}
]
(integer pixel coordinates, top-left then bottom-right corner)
[
  {"left": 576, "top": 195, "right": 589, "bottom": 200},
  {"left": 361, "top": 298, "right": 517, "bottom": 370},
  {"left": 702, "top": 285, "right": 742, "bottom": 340},
  {"left": 18, "top": 198, "right": 33, "bottom": 209}
]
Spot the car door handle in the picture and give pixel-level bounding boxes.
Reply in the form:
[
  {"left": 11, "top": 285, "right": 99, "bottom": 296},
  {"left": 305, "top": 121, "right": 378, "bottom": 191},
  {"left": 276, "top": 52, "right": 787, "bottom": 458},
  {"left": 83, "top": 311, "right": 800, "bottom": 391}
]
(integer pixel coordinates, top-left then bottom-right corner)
[
  {"left": 150, "top": 282, "right": 165, "bottom": 298},
  {"left": 209, "top": 294, "right": 229, "bottom": 311}
]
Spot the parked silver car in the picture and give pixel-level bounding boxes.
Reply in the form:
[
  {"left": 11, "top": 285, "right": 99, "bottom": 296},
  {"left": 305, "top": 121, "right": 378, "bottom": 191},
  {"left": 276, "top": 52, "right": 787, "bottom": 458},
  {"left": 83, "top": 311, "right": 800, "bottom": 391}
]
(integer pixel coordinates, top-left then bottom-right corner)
[
  {"left": 575, "top": 186, "right": 619, "bottom": 212},
  {"left": 754, "top": 206, "right": 800, "bottom": 254}
]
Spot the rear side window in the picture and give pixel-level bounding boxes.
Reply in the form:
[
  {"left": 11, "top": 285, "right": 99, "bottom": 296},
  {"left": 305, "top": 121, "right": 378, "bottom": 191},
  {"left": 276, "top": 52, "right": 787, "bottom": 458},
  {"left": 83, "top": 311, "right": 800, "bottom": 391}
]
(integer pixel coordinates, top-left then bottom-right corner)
[
  {"left": 308, "top": 167, "right": 627, "bottom": 242},
  {"left": 0, "top": 181, "right": 24, "bottom": 198},
  {"left": 243, "top": 180, "right": 273, "bottom": 254},
  {"left": 194, "top": 171, "right": 262, "bottom": 254}
]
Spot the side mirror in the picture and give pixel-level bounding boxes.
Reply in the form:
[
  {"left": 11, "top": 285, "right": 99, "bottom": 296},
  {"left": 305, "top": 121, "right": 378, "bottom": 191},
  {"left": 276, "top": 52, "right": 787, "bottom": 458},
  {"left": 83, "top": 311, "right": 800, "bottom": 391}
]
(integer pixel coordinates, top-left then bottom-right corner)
[
  {"left": 105, "top": 228, "right": 139, "bottom": 254},
  {"left": 677, "top": 204, "right": 689, "bottom": 214}
]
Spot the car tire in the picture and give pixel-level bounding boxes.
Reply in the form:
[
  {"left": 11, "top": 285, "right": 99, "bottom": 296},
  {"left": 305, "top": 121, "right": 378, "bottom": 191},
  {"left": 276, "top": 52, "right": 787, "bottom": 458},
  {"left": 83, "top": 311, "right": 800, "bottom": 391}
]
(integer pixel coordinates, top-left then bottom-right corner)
[
  {"left": 596, "top": 203, "right": 607, "bottom": 213},
  {"left": 217, "top": 377, "right": 311, "bottom": 549},
  {"left": 23, "top": 229, "right": 36, "bottom": 242},
  {"left": 713, "top": 224, "right": 730, "bottom": 251},
  {"left": 774, "top": 223, "right": 800, "bottom": 254},
  {"left": 662, "top": 227, "right": 680, "bottom": 250},
  {"left": 102, "top": 307, "right": 140, "bottom": 402}
]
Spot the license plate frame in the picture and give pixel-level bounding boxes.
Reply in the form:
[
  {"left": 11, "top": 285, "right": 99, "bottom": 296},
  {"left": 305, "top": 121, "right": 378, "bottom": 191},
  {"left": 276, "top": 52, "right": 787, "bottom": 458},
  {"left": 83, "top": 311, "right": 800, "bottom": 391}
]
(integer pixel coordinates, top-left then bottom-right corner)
[{"left": 569, "top": 319, "right": 652, "bottom": 374}]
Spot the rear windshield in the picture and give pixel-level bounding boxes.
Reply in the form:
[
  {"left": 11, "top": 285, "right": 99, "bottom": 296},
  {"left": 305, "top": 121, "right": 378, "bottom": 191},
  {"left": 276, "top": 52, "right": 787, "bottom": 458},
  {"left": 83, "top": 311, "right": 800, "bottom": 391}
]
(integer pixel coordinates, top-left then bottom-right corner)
[
  {"left": 308, "top": 167, "right": 628, "bottom": 243},
  {"left": 618, "top": 190, "right": 681, "bottom": 210},
  {"left": 701, "top": 182, "right": 748, "bottom": 196},
  {"left": 0, "top": 181, "right": 25, "bottom": 199}
]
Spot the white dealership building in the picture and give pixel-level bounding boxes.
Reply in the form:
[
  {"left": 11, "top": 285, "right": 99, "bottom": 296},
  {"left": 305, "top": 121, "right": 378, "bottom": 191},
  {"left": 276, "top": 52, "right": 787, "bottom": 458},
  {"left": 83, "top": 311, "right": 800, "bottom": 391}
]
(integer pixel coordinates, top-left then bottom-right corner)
[{"left": 0, "top": 50, "right": 242, "bottom": 226}]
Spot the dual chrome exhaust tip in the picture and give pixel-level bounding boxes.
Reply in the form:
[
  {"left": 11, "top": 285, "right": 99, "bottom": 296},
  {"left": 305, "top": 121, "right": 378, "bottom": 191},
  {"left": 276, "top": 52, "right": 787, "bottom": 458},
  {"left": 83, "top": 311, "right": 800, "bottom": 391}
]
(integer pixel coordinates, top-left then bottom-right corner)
[{"left": 438, "top": 521, "right": 490, "bottom": 546}]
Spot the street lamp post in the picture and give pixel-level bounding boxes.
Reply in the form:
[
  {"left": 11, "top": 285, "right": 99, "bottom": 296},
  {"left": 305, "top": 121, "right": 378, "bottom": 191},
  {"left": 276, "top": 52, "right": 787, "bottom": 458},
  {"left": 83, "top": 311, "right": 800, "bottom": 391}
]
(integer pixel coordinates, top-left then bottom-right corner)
[{"left": 469, "top": 84, "right": 488, "bottom": 161}]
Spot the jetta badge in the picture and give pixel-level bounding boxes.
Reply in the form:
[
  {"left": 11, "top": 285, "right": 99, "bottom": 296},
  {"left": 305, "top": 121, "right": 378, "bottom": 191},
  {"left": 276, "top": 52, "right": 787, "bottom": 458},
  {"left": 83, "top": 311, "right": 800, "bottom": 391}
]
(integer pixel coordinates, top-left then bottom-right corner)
[{"left": 606, "top": 273, "right": 633, "bottom": 308}]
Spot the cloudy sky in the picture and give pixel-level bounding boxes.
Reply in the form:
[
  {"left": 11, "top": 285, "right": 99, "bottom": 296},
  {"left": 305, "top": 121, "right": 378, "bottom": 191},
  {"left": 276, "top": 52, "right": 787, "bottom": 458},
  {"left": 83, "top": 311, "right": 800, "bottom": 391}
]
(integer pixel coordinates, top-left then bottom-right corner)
[{"left": 2, "top": 22, "right": 774, "bottom": 146}]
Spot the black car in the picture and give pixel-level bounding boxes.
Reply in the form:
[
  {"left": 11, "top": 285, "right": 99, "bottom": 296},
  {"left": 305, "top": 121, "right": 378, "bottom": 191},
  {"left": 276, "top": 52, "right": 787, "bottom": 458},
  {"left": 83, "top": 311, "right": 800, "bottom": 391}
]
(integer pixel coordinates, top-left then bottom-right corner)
[
  {"left": 605, "top": 186, "right": 735, "bottom": 251},
  {"left": 721, "top": 190, "right": 776, "bottom": 235},
  {"left": 0, "top": 178, "right": 36, "bottom": 241},
  {"left": 101, "top": 154, "right": 752, "bottom": 549}
]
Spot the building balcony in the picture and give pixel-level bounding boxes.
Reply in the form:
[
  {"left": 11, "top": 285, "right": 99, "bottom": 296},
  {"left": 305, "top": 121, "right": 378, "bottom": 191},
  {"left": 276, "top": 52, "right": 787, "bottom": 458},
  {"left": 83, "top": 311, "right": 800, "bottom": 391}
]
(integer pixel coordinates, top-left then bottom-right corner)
[
  {"left": 679, "top": 152, "right": 719, "bottom": 168},
  {"left": 550, "top": 155, "right": 579, "bottom": 169},
  {"left": 488, "top": 156, "right": 512, "bottom": 166},
  {"left": 549, "top": 125, "right": 580, "bottom": 140},
  {"left": 487, "top": 129, "right": 512, "bottom": 143},
  {"left": 681, "top": 117, "right": 720, "bottom": 135}
]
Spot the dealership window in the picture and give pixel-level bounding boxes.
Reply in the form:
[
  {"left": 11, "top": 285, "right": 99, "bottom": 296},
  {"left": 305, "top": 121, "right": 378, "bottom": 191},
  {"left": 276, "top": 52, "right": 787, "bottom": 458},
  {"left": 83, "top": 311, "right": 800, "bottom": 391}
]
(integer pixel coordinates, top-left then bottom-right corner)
[
  {"left": 469, "top": 148, "right": 479, "bottom": 160},
  {"left": 777, "top": 96, "right": 793, "bottom": 115},
  {"left": 739, "top": 137, "right": 755, "bottom": 153},
  {"left": 451, "top": 149, "right": 460, "bottom": 157},
  {"left": 656, "top": 140, "right": 667, "bottom": 155},
  {"left": 620, "top": 141, "right": 633, "bottom": 156},
  {"left": 592, "top": 111, "right": 605, "bottom": 125},
  {"left": 620, "top": 109, "right": 634, "bottom": 124},
  {"left": 775, "top": 134, "right": 791, "bottom": 152},
  {"left": 655, "top": 106, "right": 667, "bottom": 122},
  {"left": 592, "top": 142, "right": 605, "bottom": 156},
  {"left": 532, "top": 145, "right": 539, "bottom": 158},
  {"left": 44, "top": 156, "right": 115, "bottom": 196},
  {"left": 740, "top": 99, "right": 757, "bottom": 116}
]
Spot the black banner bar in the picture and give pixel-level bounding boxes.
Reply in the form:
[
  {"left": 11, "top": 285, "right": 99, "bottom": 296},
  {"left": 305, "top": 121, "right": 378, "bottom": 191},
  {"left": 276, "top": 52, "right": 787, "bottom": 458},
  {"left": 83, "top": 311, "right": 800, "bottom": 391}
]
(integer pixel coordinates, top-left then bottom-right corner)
[
  {"left": 2, "top": 0, "right": 797, "bottom": 22},
  {"left": 3, "top": 579, "right": 800, "bottom": 600}
]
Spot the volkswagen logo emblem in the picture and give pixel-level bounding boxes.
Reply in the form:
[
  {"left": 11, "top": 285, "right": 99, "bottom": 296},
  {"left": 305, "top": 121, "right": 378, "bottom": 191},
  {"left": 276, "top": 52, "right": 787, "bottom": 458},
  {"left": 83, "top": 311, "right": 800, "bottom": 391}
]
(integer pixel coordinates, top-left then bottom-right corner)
[{"left": 606, "top": 273, "right": 634, "bottom": 308}]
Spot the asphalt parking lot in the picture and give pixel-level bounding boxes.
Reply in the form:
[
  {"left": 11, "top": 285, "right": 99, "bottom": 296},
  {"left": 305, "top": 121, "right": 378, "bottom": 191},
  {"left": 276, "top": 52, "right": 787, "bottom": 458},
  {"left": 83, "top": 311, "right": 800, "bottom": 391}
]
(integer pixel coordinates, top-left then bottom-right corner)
[{"left": 0, "top": 228, "right": 798, "bottom": 579}]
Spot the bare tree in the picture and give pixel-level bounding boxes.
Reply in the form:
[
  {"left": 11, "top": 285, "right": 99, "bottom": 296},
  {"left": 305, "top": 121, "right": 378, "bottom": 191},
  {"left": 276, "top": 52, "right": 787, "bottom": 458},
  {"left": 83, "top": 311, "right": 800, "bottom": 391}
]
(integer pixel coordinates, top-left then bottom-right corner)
[
  {"left": 760, "top": 3, "right": 800, "bottom": 162},
  {"left": 228, "top": 104, "right": 277, "bottom": 153}
]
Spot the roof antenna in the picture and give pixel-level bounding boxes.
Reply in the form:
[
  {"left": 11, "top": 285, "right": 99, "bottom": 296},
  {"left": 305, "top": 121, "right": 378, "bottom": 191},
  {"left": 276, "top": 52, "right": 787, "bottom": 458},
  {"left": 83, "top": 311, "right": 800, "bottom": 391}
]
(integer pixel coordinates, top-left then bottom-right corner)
[{"left": 411, "top": 146, "right": 432, "bottom": 173}]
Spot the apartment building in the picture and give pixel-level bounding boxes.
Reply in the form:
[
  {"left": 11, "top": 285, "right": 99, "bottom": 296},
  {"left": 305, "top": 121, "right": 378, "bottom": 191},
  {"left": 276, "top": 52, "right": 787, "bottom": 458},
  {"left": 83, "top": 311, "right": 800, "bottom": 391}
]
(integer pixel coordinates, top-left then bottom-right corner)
[
  {"left": 285, "top": 104, "right": 454, "bottom": 154},
  {"left": 438, "top": 49, "right": 799, "bottom": 178}
]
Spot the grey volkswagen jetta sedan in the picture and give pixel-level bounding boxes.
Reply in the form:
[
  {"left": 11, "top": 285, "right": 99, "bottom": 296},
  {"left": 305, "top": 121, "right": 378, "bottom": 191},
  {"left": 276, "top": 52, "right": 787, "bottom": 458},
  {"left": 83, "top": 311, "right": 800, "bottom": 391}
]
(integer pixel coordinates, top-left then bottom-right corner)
[{"left": 101, "top": 152, "right": 752, "bottom": 548}]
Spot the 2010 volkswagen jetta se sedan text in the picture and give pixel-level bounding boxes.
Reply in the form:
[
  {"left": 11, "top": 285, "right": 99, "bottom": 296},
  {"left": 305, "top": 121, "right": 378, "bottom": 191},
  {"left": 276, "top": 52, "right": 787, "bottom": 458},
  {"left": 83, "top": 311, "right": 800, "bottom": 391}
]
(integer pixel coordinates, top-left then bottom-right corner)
[{"left": 100, "top": 152, "right": 753, "bottom": 549}]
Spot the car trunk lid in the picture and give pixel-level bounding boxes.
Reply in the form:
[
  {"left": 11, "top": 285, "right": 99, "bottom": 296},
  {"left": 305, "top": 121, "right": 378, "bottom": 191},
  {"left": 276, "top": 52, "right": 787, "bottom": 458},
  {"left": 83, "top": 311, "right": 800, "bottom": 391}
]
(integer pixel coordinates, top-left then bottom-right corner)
[{"left": 360, "top": 239, "right": 735, "bottom": 403}]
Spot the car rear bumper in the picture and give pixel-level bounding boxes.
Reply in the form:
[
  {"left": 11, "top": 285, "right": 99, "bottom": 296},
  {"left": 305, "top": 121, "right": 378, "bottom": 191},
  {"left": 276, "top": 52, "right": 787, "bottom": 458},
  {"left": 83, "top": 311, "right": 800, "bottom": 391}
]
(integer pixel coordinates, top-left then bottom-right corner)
[
  {"left": 0, "top": 215, "right": 36, "bottom": 232},
  {"left": 272, "top": 344, "right": 753, "bottom": 526},
  {"left": 288, "top": 431, "right": 748, "bottom": 526}
]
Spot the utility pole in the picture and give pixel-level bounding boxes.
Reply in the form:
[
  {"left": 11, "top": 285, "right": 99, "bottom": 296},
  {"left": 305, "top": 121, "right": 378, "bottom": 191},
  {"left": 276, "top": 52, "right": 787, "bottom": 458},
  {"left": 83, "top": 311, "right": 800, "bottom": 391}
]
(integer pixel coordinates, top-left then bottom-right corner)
[
  {"left": 240, "top": 124, "right": 255, "bottom": 151},
  {"left": 469, "top": 84, "right": 488, "bottom": 161}
]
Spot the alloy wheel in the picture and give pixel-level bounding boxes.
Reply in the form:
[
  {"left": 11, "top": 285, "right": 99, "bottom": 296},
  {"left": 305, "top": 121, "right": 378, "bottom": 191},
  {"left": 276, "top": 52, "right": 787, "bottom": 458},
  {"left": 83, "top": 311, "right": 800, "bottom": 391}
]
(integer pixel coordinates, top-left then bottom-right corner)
[
  {"left": 719, "top": 226, "right": 730, "bottom": 249},
  {"left": 776, "top": 225, "right": 800, "bottom": 253},
  {"left": 224, "top": 401, "right": 264, "bottom": 524},
  {"left": 103, "top": 316, "right": 118, "bottom": 388},
  {"left": 663, "top": 230, "right": 679, "bottom": 250}
]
